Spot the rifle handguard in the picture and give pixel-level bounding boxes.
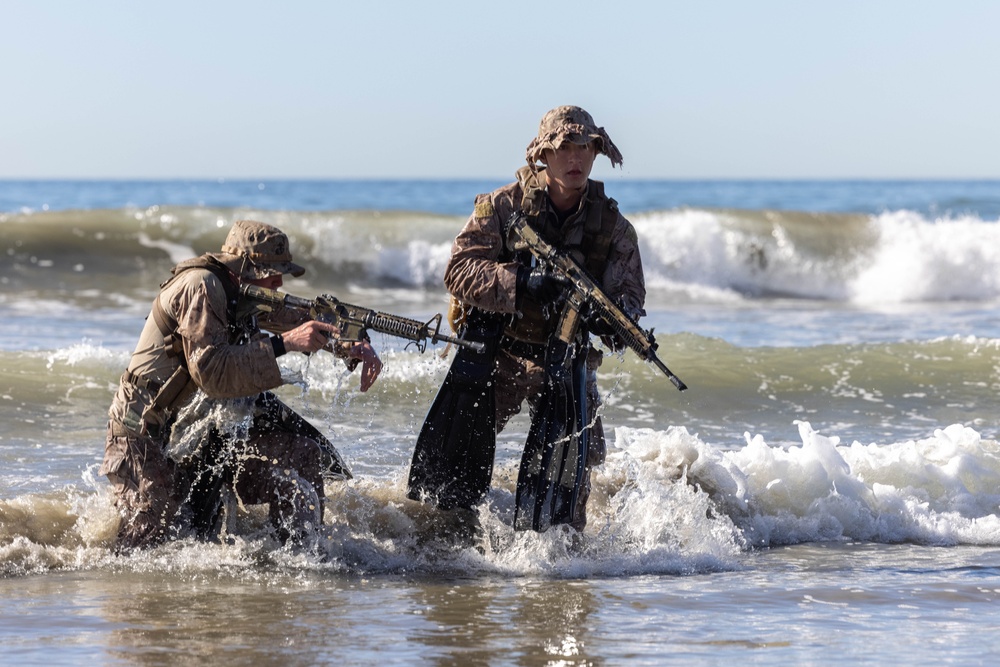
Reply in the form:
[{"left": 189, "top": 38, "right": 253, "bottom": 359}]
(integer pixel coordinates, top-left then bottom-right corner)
[{"left": 239, "top": 285, "right": 484, "bottom": 354}]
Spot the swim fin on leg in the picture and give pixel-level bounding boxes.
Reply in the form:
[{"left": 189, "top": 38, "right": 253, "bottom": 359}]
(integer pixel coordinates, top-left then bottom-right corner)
[
  {"left": 513, "top": 344, "right": 589, "bottom": 532},
  {"left": 407, "top": 313, "right": 500, "bottom": 511}
]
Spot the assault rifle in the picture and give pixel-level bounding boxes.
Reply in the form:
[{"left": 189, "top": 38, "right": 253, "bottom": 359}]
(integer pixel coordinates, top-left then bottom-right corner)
[
  {"left": 507, "top": 213, "right": 687, "bottom": 391},
  {"left": 239, "top": 284, "right": 485, "bottom": 354}
]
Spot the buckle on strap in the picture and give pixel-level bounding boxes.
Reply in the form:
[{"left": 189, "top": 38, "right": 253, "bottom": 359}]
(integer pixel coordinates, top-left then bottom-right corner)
[
  {"left": 499, "top": 335, "right": 546, "bottom": 360},
  {"left": 111, "top": 411, "right": 163, "bottom": 439},
  {"left": 121, "top": 370, "right": 163, "bottom": 393}
]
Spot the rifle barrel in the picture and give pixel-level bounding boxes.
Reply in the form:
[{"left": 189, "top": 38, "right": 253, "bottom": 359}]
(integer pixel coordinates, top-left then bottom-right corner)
[
  {"left": 652, "top": 356, "right": 688, "bottom": 391},
  {"left": 435, "top": 332, "right": 485, "bottom": 353},
  {"left": 242, "top": 285, "right": 484, "bottom": 353}
]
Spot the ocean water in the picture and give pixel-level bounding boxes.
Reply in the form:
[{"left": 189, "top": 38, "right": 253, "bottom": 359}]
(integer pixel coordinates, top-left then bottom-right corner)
[{"left": 3, "top": 178, "right": 1000, "bottom": 665}]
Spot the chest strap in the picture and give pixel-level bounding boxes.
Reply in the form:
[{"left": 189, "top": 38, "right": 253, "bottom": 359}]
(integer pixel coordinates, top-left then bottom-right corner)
[
  {"left": 580, "top": 180, "right": 617, "bottom": 280},
  {"left": 515, "top": 167, "right": 618, "bottom": 283}
]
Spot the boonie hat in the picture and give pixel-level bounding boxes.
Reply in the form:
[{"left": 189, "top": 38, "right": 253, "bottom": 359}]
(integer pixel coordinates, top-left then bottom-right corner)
[
  {"left": 219, "top": 219, "right": 305, "bottom": 280},
  {"left": 525, "top": 105, "right": 623, "bottom": 169}
]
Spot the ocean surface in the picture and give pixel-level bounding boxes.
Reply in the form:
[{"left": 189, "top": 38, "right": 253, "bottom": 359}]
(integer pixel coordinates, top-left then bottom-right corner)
[{"left": 2, "top": 178, "right": 1000, "bottom": 665}]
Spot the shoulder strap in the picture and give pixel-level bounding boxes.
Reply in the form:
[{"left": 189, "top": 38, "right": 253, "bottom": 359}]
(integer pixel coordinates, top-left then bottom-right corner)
[
  {"left": 151, "top": 254, "right": 240, "bottom": 358},
  {"left": 143, "top": 255, "right": 241, "bottom": 417},
  {"left": 581, "top": 181, "right": 618, "bottom": 282},
  {"left": 516, "top": 166, "right": 547, "bottom": 218},
  {"left": 161, "top": 255, "right": 240, "bottom": 303},
  {"left": 513, "top": 170, "right": 618, "bottom": 284}
]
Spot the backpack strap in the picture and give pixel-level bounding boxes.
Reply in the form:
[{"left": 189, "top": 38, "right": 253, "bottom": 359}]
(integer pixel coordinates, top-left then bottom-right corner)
[
  {"left": 151, "top": 255, "right": 240, "bottom": 359},
  {"left": 581, "top": 180, "right": 618, "bottom": 281},
  {"left": 143, "top": 255, "right": 241, "bottom": 417}
]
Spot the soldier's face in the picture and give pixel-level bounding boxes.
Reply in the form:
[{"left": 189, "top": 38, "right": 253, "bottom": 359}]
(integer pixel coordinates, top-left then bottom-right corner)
[
  {"left": 249, "top": 274, "right": 284, "bottom": 290},
  {"left": 542, "top": 141, "right": 597, "bottom": 193}
]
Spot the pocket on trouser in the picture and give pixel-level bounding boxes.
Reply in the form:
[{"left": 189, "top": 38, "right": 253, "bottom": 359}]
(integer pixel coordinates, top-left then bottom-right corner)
[{"left": 99, "top": 431, "right": 135, "bottom": 492}]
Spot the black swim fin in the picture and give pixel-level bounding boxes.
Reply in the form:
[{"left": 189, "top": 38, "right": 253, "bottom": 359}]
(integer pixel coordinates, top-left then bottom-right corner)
[
  {"left": 513, "top": 342, "right": 589, "bottom": 532},
  {"left": 407, "top": 313, "right": 501, "bottom": 511},
  {"left": 255, "top": 392, "right": 352, "bottom": 480},
  {"left": 187, "top": 393, "right": 352, "bottom": 539},
  {"left": 187, "top": 428, "right": 232, "bottom": 539}
]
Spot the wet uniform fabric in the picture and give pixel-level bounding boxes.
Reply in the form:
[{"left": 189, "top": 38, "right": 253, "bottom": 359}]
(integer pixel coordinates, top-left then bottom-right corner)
[
  {"left": 100, "top": 263, "right": 328, "bottom": 551},
  {"left": 444, "top": 176, "right": 646, "bottom": 528}
]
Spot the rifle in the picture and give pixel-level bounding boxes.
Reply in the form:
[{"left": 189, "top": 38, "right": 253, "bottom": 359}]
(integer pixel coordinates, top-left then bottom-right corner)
[
  {"left": 507, "top": 213, "right": 687, "bottom": 391},
  {"left": 239, "top": 284, "right": 485, "bottom": 354}
]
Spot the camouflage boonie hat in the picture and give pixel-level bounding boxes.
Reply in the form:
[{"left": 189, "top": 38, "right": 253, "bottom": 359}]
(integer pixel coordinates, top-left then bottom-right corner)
[
  {"left": 219, "top": 219, "right": 305, "bottom": 280},
  {"left": 525, "top": 105, "right": 623, "bottom": 169}
]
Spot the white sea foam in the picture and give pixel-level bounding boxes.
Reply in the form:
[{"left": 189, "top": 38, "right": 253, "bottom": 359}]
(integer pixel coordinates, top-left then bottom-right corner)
[
  {"left": 375, "top": 239, "right": 453, "bottom": 288},
  {"left": 608, "top": 421, "right": 1000, "bottom": 548},
  {"left": 295, "top": 212, "right": 460, "bottom": 286},
  {"left": 5, "top": 419, "right": 1000, "bottom": 577},
  {"left": 633, "top": 208, "right": 1000, "bottom": 304},
  {"left": 46, "top": 341, "right": 128, "bottom": 371},
  {"left": 850, "top": 211, "right": 1000, "bottom": 303},
  {"left": 135, "top": 231, "right": 195, "bottom": 264}
]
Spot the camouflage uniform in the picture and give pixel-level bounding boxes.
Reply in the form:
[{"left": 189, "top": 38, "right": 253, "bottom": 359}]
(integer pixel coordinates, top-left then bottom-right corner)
[
  {"left": 100, "top": 220, "right": 344, "bottom": 552},
  {"left": 444, "top": 106, "right": 645, "bottom": 530}
]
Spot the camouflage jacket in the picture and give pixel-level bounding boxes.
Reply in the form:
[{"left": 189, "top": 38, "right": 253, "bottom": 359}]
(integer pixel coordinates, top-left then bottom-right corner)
[
  {"left": 107, "top": 264, "right": 308, "bottom": 433},
  {"left": 444, "top": 177, "right": 646, "bottom": 324}
]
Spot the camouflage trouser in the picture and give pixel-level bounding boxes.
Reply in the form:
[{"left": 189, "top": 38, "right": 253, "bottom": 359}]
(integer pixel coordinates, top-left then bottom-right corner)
[
  {"left": 100, "top": 428, "right": 180, "bottom": 552},
  {"left": 100, "top": 405, "right": 325, "bottom": 553},
  {"left": 493, "top": 345, "right": 606, "bottom": 530}
]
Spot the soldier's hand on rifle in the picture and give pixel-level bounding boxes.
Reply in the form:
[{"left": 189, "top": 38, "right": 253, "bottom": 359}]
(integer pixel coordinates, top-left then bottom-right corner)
[
  {"left": 590, "top": 298, "right": 643, "bottom": 351},
  {"left": 589, "top": 317, "right": 625, "bottom": 351},
  {"left": 346, "top": 341, "right": 382, "bottom": 392},
  {"left": 282, "top": 320, "right": 341, "bottom": 354},
  {"left": 520, "top": 266, "right": 571, "bottom": 302}
]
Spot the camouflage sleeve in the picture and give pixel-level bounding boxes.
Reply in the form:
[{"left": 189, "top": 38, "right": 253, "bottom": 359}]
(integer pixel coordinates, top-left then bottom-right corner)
[
  {"left": 443, "top": 191, "right": 522, "bottom": 314},
  {"left": 602, "top": 213, "right": 647, "bottom": 320},
  {"left": 169, "top": 272, "right": 285, "bottom": 398}
]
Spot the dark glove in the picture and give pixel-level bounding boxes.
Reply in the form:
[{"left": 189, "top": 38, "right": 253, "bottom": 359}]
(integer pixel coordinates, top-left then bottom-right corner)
[
  {"left": 589, "top": 317, "right": 617, "bottom": 337},
  {"left": 588, "top": 317, "right": 624, "bottom": 350},
  {"left": 518, "top": 266, "right": 570, "bottom": 303}
]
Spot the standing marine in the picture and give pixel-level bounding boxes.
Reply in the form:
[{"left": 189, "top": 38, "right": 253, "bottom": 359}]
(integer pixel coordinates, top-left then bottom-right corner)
[
  {"left": 100, "top": 220, "right": 382, "bottom": 553},
  {"left": 407, "top": 106, "right": 646, "bottom": 532}
]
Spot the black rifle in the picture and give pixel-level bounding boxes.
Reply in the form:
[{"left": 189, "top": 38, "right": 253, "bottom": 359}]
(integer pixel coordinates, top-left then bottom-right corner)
[
  {"left": 507, "top": 212, "right": 687, "bottom": 391},
  {"left": 188, "top": 287, "right": 482, "bottom": 540},
  {"left": 240, "top": 285, "right": 484, "bottom": 354}
]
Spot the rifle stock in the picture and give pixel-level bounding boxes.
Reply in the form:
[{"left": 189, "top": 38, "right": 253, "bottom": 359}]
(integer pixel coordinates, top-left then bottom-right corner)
[
  {"left": 239, "top": 285, "right": 485, "bottom": 354},
  {"left": 508, "top": 213, "right": 687, "bottom": 391}
]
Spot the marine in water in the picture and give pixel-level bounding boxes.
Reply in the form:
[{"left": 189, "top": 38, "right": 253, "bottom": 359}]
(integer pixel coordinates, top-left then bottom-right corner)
[
  {"left": 100, "top": 220, "right": 382, "bottom": 553},
  {"left": 408, "top": 105, "right": 647, "bottom": 533}
]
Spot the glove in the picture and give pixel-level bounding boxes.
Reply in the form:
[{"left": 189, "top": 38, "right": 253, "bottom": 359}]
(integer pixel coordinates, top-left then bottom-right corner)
[
  {"left": 591, "top": 298, "right": 645, "bottom": 351},
  {"left": 520, "top": 267, "right": 570, "bottom": 303}
]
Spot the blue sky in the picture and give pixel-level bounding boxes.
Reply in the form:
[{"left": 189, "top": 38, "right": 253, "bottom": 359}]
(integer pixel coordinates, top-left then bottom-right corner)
[{"left": 2, "top": 1, "right": 997, "bottom": 180}]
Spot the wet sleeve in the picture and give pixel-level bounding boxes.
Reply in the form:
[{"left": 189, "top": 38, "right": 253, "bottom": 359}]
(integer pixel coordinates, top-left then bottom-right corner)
[
  {"left": 257, "top": 299, "right": 356, "bottom": 365},
  {"left": 443, "top": 193, "right": 522, "bottom": 314},
  {"left": 170, "top": 274, "right": 285, "bottom": 398},
  {"left": 602, "top": 214, "right": 647, "bottom": 319}
]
